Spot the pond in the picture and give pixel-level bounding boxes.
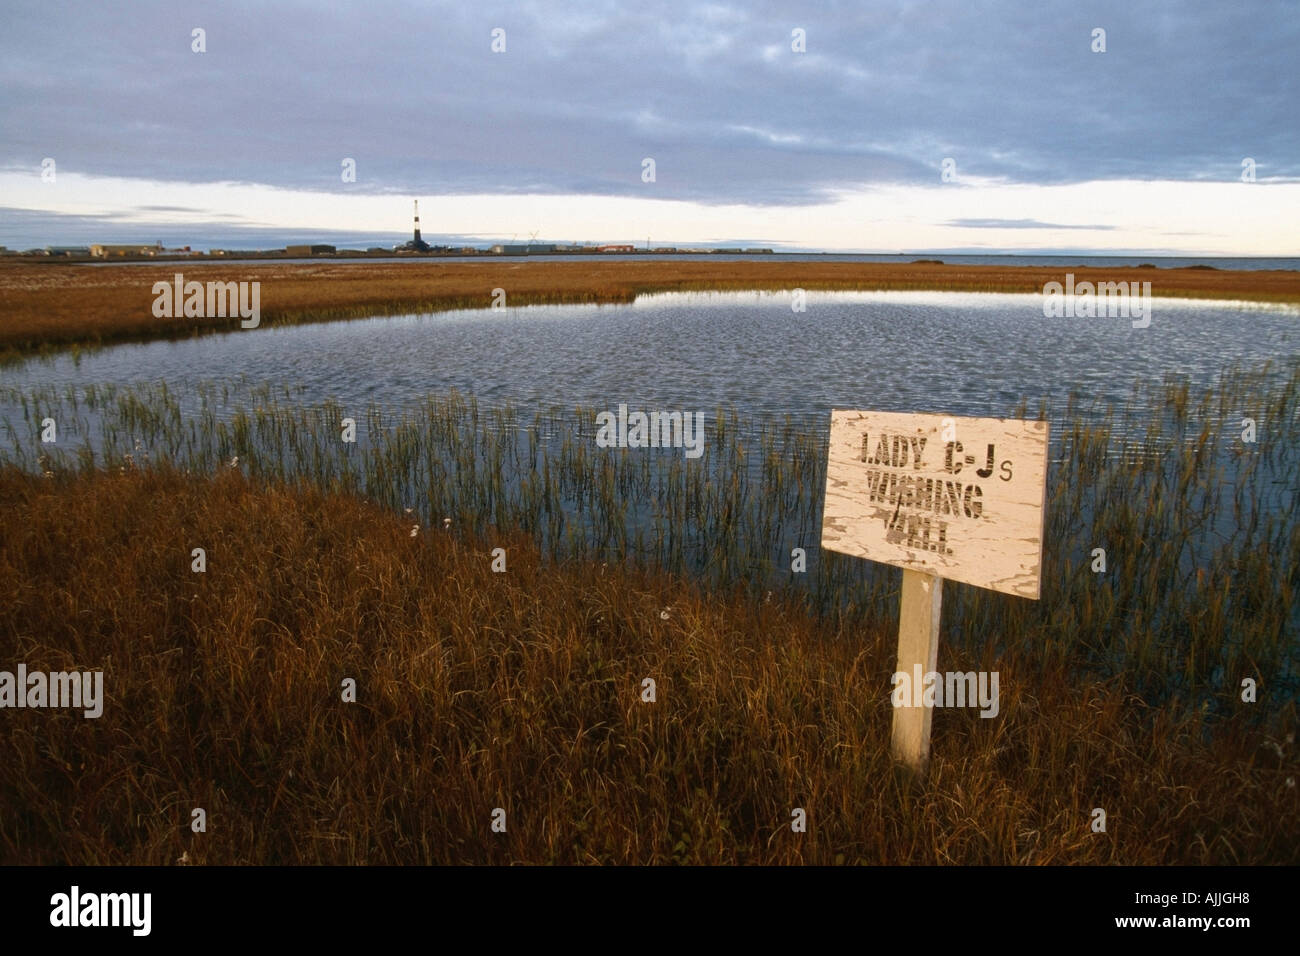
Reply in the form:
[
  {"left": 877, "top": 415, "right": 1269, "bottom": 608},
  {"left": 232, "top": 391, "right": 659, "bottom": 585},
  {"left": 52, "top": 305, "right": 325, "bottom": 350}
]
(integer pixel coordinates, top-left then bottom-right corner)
[{"left": 6, "top": 290, "right": 1296, "bottom": 427}]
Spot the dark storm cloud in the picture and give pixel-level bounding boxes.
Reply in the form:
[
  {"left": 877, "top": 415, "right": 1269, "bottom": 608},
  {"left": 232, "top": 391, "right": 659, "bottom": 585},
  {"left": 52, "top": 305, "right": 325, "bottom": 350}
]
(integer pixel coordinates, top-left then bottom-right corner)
[{"left": 1, "top": 0, "right": 1296, "bottom": 206}]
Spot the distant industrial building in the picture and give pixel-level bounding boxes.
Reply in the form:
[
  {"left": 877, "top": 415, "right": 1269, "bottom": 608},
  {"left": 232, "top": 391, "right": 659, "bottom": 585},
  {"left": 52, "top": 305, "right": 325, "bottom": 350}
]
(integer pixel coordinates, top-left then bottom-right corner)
[
  {"left": 490, "top": 243, "right": 557, "bottom": 255},
  {"left": 44, "top": 246, "right": 91, "bottom": 256},
  {"left": 87, "top": 241, "right": 192, "bottom": 257},
  {"left": 91, "top": 243, "right": 154, "bottom": 257},
  {"left": 596, "top": 244, "right": 636, "bottom": 253},
  {"left": 285, "top": 244, "right": 336, "bottom": 256}
]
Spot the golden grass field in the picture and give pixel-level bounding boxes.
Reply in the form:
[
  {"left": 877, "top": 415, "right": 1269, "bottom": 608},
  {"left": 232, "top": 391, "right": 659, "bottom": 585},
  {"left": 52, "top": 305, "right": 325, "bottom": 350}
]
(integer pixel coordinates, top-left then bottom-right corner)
[
  {"left": 1, "top": 466, "right": 1295, "bottom": 865},
  {"left": 3, "top": 258, "right": 1299, "bottom": 356}
]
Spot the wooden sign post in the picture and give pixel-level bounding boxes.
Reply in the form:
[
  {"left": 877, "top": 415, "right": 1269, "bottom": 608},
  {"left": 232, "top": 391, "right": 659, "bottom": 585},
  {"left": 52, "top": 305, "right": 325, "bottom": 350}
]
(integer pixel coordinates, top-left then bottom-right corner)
[{"left": 821, "top": 410, "right": 1049, "bottom": 778}]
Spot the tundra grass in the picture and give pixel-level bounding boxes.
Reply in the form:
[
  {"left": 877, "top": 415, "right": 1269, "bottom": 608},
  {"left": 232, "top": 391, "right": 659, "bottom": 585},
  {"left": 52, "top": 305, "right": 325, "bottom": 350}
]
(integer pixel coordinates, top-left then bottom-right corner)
[
  {"left": 3, "top": 259, "right": 1299, "bottom": 357},
  {"left": 0, "top": 466, "right": 1295, "bottom": 865}
]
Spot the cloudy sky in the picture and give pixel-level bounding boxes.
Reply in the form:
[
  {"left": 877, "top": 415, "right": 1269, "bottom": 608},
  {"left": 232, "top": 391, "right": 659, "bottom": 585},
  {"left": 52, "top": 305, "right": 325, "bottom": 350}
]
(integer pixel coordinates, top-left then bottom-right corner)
[{"left": 2, "top": 0, "right": 1296, "bottom": 253}]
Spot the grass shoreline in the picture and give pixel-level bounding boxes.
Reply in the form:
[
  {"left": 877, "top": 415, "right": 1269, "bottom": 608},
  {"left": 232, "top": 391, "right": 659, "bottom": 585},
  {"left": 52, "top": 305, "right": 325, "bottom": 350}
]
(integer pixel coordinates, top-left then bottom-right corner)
[
  {"left": 5, "top": 365, "right": 1296, "bottom": 710},
  {"left": 2, "top": 259, "right": 1298, "bottom": 358},
  {"left": 2, "top": 465, "right": 1295, "bottom": 865}
]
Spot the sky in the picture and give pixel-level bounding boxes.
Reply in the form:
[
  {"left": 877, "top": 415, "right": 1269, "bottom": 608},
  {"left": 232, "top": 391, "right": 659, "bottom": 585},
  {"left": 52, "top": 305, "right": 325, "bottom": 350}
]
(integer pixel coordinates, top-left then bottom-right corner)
[{"left": 1, "top": 0, "right": 1297, "bottom": 254}]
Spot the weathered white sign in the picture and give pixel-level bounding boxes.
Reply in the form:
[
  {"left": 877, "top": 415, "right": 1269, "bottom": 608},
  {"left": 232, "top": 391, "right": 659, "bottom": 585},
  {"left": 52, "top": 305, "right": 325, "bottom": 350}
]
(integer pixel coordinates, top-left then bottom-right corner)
[{"left": 821, "top": 410, "right": 1050, "bottom": 599}]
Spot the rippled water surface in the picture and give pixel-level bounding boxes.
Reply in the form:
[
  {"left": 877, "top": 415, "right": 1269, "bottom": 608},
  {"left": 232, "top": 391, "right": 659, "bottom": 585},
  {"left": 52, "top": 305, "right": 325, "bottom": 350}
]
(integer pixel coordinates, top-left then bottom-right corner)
[{"left": 6, "top": 291, "right": 1297, "bottom": 422}]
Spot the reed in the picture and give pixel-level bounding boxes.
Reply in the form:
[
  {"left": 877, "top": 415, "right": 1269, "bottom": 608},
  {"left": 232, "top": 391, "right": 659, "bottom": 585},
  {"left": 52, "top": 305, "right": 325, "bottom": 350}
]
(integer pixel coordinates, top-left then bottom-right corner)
[{"left": 2, "top": 361, "right": 1296, "bottom": 716}]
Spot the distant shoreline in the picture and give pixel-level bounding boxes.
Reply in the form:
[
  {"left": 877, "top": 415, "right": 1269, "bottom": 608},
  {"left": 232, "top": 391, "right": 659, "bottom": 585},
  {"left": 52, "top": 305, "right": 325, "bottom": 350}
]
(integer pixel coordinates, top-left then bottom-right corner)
[
  {"left": 7, "top": 250, "right": 1299, "bottom": 269},
  {"left": 3, "top": 259, "right": 1298, "bottom": 358}
]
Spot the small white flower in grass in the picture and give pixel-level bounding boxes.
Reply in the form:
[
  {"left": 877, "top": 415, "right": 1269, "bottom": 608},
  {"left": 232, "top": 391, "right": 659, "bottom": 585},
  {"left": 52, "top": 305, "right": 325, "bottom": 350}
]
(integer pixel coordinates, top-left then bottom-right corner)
[
  {"left": 410, "top": 525, "right": 419, "bottom": 537},
  {"left": 229, "top": 456, "right": 239, "bottom": 468},
  {"left": 176, "top": 851, "right": 190, "bottom": 866},
  {"left": 660, "top": 608, "right": 671, "bottom": 621},
  {"left": 1287, "top": 777, "right": 1296, "bottom": 789},
  {"left": 443, "top": 517, "right": 451, "bottom": 530},
  {"left": 404, "top": 507, "right": 413, "bottom": 515}
]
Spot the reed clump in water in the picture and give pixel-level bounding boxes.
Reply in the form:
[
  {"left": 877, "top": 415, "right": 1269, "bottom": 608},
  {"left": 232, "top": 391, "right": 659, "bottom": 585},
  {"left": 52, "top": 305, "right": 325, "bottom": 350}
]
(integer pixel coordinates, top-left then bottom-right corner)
[{"left": 3, "top": 362, "right": 1295, "bottom": 711}]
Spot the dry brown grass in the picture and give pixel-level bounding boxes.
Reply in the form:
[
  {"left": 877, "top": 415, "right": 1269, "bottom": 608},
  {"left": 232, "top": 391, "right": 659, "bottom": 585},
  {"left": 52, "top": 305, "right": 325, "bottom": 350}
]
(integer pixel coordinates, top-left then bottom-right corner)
[
  {"left": 1, "top": 466, "right": 1294, "bottom": 864},
  {"left": 3, "top": 259, "right": 1298, "bottom": 356}
]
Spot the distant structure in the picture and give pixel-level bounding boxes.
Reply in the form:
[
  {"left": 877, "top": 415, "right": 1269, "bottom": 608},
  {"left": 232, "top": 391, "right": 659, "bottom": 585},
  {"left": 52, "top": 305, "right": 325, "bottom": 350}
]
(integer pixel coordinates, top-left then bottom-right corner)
[
  {"left": 89, "top": 241, "right": 192, "bottom": 257},
  {"left": 398, "top": 200, "right": 432, "bottom": 252},
  {"left": 285, "top": 244, "right": 336, "bottom": 256},
  {"left": 91, "top": 243, "right": 156, "bottom": 257},
  {"left": 490, "top": 243, "right": 557, "bottom": 255}
]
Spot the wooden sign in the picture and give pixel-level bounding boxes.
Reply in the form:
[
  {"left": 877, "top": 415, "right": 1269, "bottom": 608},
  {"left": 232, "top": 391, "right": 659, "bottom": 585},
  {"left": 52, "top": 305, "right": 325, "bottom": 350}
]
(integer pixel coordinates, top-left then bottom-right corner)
[
  {"left": 820, "top": 409, "right": 1050, "bottom": 778},
  {"left": 822, "top": 410, "right": 1049, "bottom": 599}
]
